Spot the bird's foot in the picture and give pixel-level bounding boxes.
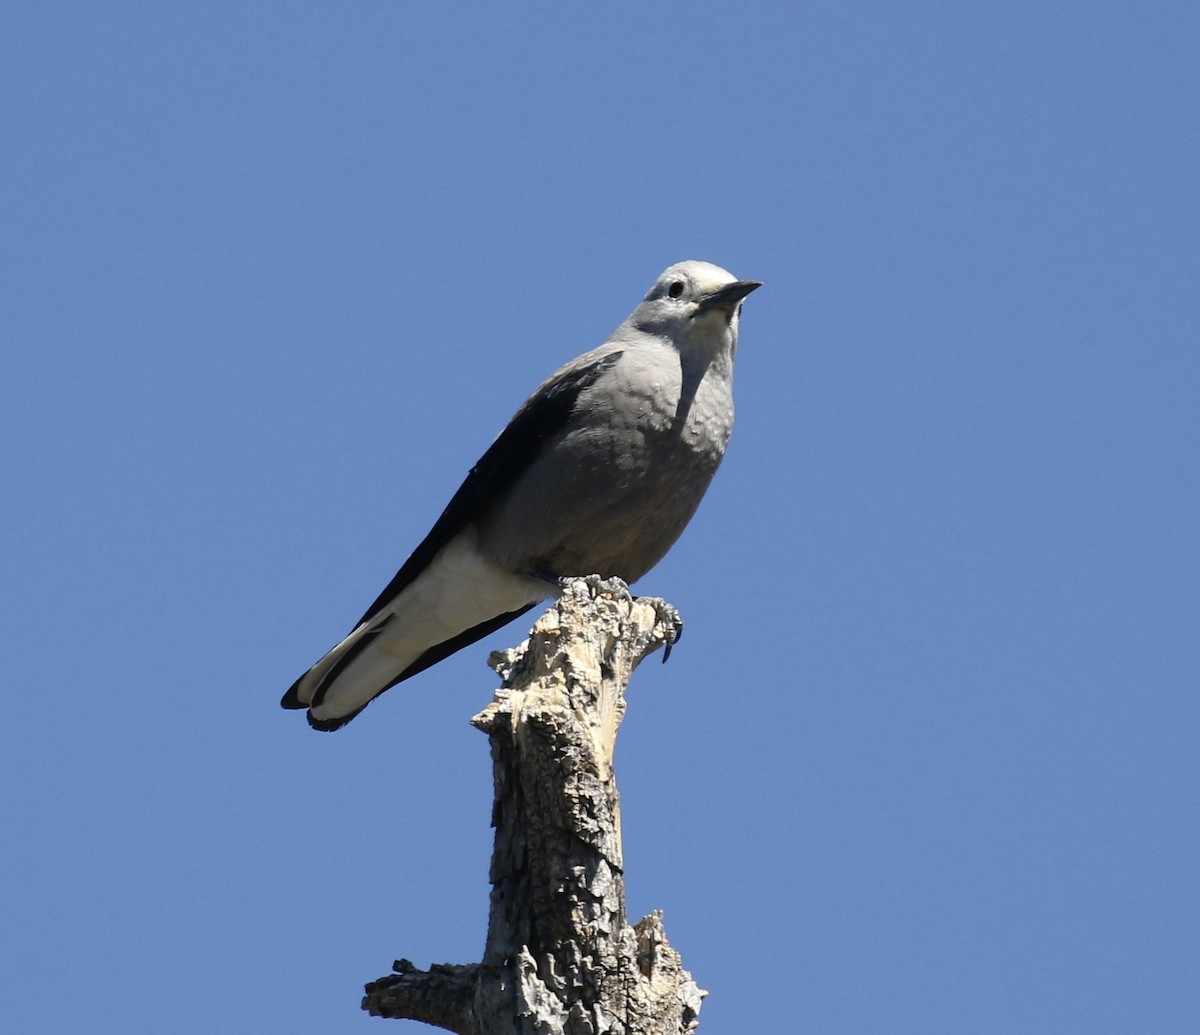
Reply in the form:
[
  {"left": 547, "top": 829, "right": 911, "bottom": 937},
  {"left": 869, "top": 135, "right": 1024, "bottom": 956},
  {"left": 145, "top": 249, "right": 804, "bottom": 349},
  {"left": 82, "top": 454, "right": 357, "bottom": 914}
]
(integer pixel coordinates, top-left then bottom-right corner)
[
  {"left": 651, "top": 600, "right": 684, "bottom": 662},
  {"left": 573, "top": 573, "right": 632, "bottom": 601}
]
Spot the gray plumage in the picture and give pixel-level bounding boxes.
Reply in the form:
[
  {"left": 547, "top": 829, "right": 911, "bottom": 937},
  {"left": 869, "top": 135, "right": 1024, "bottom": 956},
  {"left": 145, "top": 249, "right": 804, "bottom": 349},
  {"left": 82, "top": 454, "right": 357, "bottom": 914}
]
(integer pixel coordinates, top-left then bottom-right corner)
[{"left": 282, "top": 260, "right": 760, "bottom": 730}]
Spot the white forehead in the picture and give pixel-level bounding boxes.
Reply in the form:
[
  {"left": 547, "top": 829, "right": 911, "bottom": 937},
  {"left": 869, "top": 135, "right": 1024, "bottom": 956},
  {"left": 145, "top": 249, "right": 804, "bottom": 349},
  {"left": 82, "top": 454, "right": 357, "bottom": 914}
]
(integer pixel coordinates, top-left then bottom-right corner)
[{"left": 653, "top": 260, "right": 738, "bottom": 295}]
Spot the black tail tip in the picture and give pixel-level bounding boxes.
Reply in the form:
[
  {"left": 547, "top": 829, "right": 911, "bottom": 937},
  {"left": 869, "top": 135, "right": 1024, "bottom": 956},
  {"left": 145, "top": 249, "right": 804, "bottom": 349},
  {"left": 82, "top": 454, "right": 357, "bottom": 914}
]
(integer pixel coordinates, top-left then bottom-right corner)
[
  {"left": 305, "top": 707, "right": 363, "bottom": 733},
  {"left": 280, "top": 677, "right": 365, "bottom": 730},
  {"left": 280, "top": 677, "right": 307, "bottom": 710}
]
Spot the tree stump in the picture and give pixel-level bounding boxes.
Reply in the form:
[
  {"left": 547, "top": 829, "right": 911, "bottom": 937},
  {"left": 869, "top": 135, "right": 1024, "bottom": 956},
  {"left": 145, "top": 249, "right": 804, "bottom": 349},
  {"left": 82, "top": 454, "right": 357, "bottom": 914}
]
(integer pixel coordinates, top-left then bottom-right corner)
[{"left": 362, "top": 576, "right": 705, "bottom": 1034}]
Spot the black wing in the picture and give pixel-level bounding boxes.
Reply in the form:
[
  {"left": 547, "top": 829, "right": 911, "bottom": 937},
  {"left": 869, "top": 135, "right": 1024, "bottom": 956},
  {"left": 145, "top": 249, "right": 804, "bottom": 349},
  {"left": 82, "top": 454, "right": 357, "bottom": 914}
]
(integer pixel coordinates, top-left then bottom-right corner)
[{"left": 354, "top": 350, "right": 624, "bottom": 628}]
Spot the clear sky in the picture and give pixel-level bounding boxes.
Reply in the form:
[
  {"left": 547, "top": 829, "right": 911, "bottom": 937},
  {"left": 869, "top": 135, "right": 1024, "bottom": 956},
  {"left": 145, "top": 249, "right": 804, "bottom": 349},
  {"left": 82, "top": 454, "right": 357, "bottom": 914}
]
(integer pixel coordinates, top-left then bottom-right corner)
[{"left": 3, "top": 3, "right": 1197, "bottom": 1032}]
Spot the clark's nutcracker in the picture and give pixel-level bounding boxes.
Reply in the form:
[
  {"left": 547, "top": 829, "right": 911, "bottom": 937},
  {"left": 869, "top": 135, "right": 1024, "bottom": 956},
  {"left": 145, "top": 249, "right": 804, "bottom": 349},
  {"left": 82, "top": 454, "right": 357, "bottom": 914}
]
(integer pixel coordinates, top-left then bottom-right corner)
[{"left": 283, "top": 260, "right": 760, "bottom": 730}]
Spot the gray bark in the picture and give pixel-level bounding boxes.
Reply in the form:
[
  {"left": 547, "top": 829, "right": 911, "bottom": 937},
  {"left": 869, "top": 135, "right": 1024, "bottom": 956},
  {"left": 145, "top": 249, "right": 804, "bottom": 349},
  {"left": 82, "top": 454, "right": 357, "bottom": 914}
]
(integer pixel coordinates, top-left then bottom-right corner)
[{"left": 362, "top": 576, "right": 705, "bottom": 1033}]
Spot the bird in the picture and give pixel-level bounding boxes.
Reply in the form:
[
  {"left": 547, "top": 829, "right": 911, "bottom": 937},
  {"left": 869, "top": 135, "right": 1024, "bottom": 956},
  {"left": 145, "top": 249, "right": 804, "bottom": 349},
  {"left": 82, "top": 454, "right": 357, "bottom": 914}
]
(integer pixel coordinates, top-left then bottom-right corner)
[{"left": 282, "top": 260, "right": 761, "bottom": 730}]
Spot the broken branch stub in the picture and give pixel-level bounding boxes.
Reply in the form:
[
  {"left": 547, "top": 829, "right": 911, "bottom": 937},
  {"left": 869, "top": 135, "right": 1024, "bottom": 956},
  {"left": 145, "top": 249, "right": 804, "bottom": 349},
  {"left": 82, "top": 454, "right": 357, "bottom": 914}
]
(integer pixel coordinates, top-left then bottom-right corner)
[{"left": 363, "top": 576, "right": 703, "bottom": 1034}]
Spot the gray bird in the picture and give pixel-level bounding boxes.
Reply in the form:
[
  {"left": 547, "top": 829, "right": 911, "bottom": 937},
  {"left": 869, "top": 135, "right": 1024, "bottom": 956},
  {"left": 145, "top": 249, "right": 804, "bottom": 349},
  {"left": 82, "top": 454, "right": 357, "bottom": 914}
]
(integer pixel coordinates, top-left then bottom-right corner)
[{"left": 282, "top": 260, "right": 760, "bottom": 730}]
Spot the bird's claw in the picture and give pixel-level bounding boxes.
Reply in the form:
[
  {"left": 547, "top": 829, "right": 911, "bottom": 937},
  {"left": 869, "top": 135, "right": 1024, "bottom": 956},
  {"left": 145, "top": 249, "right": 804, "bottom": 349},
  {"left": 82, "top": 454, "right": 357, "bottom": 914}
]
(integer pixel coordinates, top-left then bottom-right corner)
[{"left": 657, "top": 602, "right": 683, "bottom": 663}]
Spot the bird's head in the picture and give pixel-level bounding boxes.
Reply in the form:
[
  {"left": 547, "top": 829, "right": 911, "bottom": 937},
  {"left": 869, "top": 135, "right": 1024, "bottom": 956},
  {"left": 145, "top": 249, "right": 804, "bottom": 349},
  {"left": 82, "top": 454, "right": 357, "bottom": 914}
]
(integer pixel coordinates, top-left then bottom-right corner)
[{"left": 625, "top": 260, "right": 762, "bottom": 359}]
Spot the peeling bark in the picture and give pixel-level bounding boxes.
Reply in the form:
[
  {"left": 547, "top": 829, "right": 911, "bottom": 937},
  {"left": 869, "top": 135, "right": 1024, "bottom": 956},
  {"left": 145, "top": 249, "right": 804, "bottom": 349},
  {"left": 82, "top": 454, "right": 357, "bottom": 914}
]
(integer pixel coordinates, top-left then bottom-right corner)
[{"left": 362, "top": 576, "right": 705, "bottom": 1033}]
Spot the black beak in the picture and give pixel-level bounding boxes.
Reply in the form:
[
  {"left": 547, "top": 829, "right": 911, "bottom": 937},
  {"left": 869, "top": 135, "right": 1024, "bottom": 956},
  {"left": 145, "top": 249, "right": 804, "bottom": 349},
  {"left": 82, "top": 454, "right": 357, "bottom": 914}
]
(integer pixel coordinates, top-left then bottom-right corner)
[{"left": 696, "top": 279, "right": 763, "bottom": 314}]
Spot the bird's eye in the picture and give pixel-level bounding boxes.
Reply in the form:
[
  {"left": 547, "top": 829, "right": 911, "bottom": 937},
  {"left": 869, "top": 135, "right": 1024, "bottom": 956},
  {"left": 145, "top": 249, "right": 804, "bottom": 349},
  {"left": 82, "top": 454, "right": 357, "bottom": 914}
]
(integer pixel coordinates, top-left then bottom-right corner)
[{"left": 667, "top": 281, "right": 685, "bottom": 299}]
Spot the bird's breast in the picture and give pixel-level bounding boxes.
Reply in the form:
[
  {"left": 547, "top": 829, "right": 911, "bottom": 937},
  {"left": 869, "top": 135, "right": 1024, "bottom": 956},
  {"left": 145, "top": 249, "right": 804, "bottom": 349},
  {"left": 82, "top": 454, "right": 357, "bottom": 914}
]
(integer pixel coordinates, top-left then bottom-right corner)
[{"left": 478, "top": 348, "right": 733, "bottom": 582}]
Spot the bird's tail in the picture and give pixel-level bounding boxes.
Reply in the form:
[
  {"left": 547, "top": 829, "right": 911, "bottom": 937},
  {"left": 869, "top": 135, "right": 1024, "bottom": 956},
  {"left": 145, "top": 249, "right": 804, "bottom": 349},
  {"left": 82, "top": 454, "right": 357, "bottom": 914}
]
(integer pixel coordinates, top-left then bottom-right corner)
[{"left": 280, "top": 614, "right": 400, "bottom": 731}]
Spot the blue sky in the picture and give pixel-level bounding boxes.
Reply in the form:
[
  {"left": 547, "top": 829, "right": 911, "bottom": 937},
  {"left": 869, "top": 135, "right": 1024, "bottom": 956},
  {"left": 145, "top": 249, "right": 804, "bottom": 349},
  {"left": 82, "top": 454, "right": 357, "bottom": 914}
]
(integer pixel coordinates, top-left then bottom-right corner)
[{"left": 3, "top": 3, "right": 1197, "bottom": 1032}]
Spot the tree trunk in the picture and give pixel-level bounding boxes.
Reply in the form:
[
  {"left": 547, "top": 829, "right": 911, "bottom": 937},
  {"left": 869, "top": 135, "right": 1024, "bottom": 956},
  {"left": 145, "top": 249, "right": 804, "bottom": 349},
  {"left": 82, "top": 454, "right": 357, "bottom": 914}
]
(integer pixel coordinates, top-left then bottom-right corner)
[{"left": 362, "top": 576, "right": 706, "bottom": 1034}]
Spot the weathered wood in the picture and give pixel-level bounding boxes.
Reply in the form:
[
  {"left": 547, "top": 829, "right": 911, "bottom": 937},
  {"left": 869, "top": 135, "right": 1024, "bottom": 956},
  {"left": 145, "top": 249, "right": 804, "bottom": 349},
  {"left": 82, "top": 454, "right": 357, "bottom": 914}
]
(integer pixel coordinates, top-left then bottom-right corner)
[
  {"left": 361, "top": 576, "right": 705, "bottom": 1033},
  {"left": 363, "top": 960, "right": 477, "bottom": 1033}
]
